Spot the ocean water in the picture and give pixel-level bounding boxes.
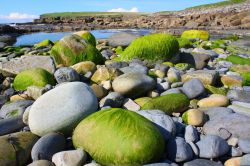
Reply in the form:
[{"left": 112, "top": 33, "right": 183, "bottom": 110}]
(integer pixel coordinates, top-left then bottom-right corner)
[{"left": 14, "top": 29, "right": 152, "bottom": 46}]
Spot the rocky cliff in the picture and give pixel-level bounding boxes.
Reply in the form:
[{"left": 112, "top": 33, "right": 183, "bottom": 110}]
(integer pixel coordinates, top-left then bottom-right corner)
[{"left": 17, "top": 0, "right": 250, "bottom": 33}]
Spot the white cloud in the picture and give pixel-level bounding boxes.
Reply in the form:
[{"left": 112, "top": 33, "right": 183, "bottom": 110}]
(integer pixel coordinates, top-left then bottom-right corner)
[
  {"left": 0, "top": 12, "right": 38, "bottom": 23},
  {"left": 107, "top": 7, "right": 139, "bottom": 12}
]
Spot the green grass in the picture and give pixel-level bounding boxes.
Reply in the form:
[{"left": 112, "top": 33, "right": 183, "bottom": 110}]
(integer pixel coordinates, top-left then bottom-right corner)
[
  {"left": 41, "top": 12, "right": 149, "bottom": 18},
  {"left": 187, "top": 0, "right": 247, "bottom": 9}
]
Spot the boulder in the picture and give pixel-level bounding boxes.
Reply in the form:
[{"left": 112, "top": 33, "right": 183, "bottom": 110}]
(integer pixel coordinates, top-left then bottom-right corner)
[
  {"left": 181, "top": 70, "right": 218, "bottom": 85},
  {"left": 107, "top": 32, "right": 139, "bottom": 47}
]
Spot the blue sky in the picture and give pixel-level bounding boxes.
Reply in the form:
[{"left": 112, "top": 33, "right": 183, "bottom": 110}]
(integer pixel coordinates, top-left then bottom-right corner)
[{"left": 0, "top": 0, "right": 223, "bottom": 23}]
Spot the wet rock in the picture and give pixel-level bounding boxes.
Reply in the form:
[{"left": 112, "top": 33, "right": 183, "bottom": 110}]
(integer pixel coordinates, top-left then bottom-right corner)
[{"left": 182, "top": 78, "right": 205, "bottom": 99}]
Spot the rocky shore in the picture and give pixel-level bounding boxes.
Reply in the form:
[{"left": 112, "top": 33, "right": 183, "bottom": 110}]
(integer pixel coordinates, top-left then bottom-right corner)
[
  {"left": 13, "top": 0, "right": 250, "bottom": 35},
  {"left": 0, "top": 29, "right": 250, "bottom": 165}
]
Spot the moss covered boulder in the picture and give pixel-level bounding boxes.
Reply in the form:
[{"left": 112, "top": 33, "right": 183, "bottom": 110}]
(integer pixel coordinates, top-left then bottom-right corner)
[
  {"left": 13, "top": 68, "right": 55, "bottom": 91},
  {"left": 242, "top": 73, "right": 250, "bottom": 86},
  {"left": 177, "top": 37, "right": 192, "bottom": 48},
  {"left": 119, "top": 33, "right": 179, "bottom": 62},
  {"left": 51, "top": 34, "right": 104, "bottom": 66},
  {"left": 181, "top": 30, "right": 210, "bottom": 41},
  {"left": 0, "top": 132, "right": 38, "bottom": 165},
  {"left": 74, "top": 31, "right": 96, "bottom": 47},
  {"left": 73, "top": 108, "right": 165, "bottom": 166},
  {"left": 226, "top": 55, "right": 250, "bottom": 65},
  {"left": 34, "top": 39, "right": 54, "bottom": 48},
  {"left": 142, "top": 93, "right": 190, "bottom": 115}
]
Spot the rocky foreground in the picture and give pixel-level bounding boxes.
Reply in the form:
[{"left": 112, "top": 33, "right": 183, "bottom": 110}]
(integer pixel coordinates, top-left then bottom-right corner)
[{"left": 0, "top": 30, "right": 250, "bottom": 166}]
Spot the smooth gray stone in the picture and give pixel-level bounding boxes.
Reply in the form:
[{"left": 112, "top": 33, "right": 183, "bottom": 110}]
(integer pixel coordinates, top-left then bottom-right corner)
[
  {"left": 0, "top": 100, "right": 33, "bottom": 119},
  {"left": 179, "top": 52, "right": 210, "bottom": 70},
  {"left": 106, "top": 61, "right": 128, "bottom": 69},
  {"left": 161, "top": 88, "right": 182, "bottom": 96},
  {"left": 228, "top": 101, "right": 250, "bottom": 117},
  {"left": 0, "top": 117, "right": 25, "bottom": 136},
  {"left": 136, "top": 110, "right": 176, "bottom": 140},
  {"left": 185, "top": 125, "right": 199, "bottom": 143},
  {"left": 196, "top": 135, "right": 229, "bottom": 159},
  {"left": 27, "top": 160, "right": 54, "bottom": 166},
  {"left": 200, "top": 107, "right": 234, "bottom": 121},
  {"left": 166, "top": 137, "right": 193, "bottom": 162},
  {"left": 229, "top": 147, "right": 243, "bottom": 157},
  {"left": 182, "top": 78, "right": 205, "bottom": 99},
  {"left": 183, "top": 159, "right": 223, "bottom": 166},
  {"left": 155, "top": 63, "right": 169, "bottom": 73},
  {"left": 101, "top": 49, "right": 114, "bottom": 59},
  {"left": 156, "top": 82, "right": 170, "bottom": 93},
  {"left": 120, "top": 64, "right": 148, "bottom": 74},
  {"left": 241, "top": 154, "right": 250, "bottom": 165},
  {"left": 203, "top": 113, "right": 250, "bottom": 139},
  {"left": 99, "top": 92, "right": 124, "bottom": 108},
  {"left": 238, "top": 139, "right": 250, "bottom": 154},
  {"left": 171, "top": 82, "right": 183, "bottom": 88},
  {"left": 107, "top": 32, "right": 139, "bottom": 47},
  {"left": 54, "top": 67, "right": 80, "bottom": 83},
  {"left": 31, "top": 133, "right": 66, "bottom": 161},
  {"left": 227, "top": 89, "right": 250, "bottom": 103}
]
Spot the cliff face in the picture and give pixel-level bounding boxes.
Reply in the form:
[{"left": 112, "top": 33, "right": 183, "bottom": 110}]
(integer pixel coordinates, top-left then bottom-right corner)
[{"left": 24, "top": 1, "right": 250, "bottom": 32}]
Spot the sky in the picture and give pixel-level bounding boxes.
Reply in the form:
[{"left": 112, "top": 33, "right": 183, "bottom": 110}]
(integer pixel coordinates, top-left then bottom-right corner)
[{"left": 0, "top": 0, "right": 224, "bottom": 23}]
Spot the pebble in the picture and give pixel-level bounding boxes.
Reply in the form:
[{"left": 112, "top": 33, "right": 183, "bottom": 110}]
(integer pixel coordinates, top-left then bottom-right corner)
[
  {"left": 182, "top": 78, "right": 205, "bottom": 99},
  {"left": 197, "top": 94, "right": 229, "bottom": 107},
  {"left": 99, "top": 92, "right": 124, "bottom": 108},
  {"left": 123, "top": 98, "right": 140, "bottom": 111},
  {"left": 54, "top": 67, "right": 80, "bottom": 83},
  {"left": 227, "top": 89, "right": 250, "bottom": 102},
  {"left": 182, "top": 109, "right": 206, "bottom": 126},
  {"left": 185, "top": 125, "right": 199, "bottom": 143}
]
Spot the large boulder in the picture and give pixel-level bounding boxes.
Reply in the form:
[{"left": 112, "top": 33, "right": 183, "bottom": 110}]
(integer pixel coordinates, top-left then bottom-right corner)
[
  {"left": 13, "top": 68, "right": 56, "bottom": 91},
  {"left": 73, "top": 108, "right": 165, "bottom": 166},
  {"left": 74, "top": 31, "right": 96, "bottom": 46},
  {"left": 141, "top": 93, "right": 189, "bottom": 115},
  {"left": 120, "top": 33, "right": 179, "bottom": 62},
  {"left": 0, "top": 132, "right": 38, "bottom": 165},
  {"left": 181, "top": 70, "right": 218, "bottom": 85},
  {"left": 108, "top": 32, "right": 139, "bottom": 47},
  {"left": 112, "top": 72, "right": 156, "bottom": 98},
  {"left": 51, "top": 34, "right": 104, "bottom": 66},
  {"left": 0, "top": 56, "right": 56, "bottom": 77},
  {"left": 181, "top": 30, "right": 210, "bottom": 41},
  {"left": 29, "top": 82, "right": 98, "bottom": 136}
]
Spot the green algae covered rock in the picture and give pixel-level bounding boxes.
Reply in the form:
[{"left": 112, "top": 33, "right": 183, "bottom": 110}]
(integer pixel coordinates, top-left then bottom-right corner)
[
  {"left": 13, "top": 68, "right": 56, "bottom": 91},
  {"left": 177, "top": 37, "right": 192, "bottom": 48},
  {"left": 226, "top": 55, "right": 250, "bottom": 65},
  {"left": 74, "top": 31, "right": 96, "bottom": 47},
  {"left": 0, "top": 132, "right": 38, "bottom": 165},
  {"left": 34, "top": 39, "right": 54, "bottom": 48},
  {"left": 119, "top": 33, "right": 179, "bottom": 62},
  {"left": 115, "top": 46, "right": 124, "bottom": 54},
  {"left": 242, "top": 73, "right": 250, "bottom": 86},
  {"left": 175, "top": 63, "right": 192, "bottom": 70},
  {"left": 142, "top": 93, "right": 190, "bottom": 114},
  {"left": 205, "top": 85, "right": 228, "bottom": 96},
  {"left": 73, "top": 108, "right": 165, "bottom": 166},
  {"left": 51, "top": 34, "right": 104, "bottom": 66},
  {"left": 181, "top": 30, "right": 210, "bottom": 41}
]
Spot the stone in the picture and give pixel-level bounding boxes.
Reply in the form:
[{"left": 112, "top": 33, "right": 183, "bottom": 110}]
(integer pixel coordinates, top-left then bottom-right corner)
[
  {"left": 54, "top": 67, "right": 80, "bottom": 83},
  {"left": 10, "top": 94, "right": 31, "bottom": 102},
  {"left": 91, "top": 84, "right": 108, "bottom": 100},
  {"left": 171, "top": 82, "right": 183, "bottom": 88},
  {"left": 27, "top": 86, "right": 47, "bottom": 100},
  {"left": 203, "top": 113, "right": 250, "bottom": 139},
  {"left": 13, "top": 68, "right": 56, "bottom": 91},
  {"left": 200, "top": 107, "right": 234, "bottom": 121},
  {"left": 188, "top": 142, "right": 199, "bottom": 156},
  {"left": 166, "top": 137, "right": 193, "bottom": 162},
  {"left": 0, "top": 100, "right": 33, "bottom": 119},
  {"left": 144, "top": 163, "right": 171, "bottom": 166},
  {"left": 136, "top": 110, "right": 176, "bottom": 140},
  {"left": 99, "top": 92, "right": 124, "bottom": 108},
  {"left": 182, "top": 78, "right": 205, "bottom": 99},
  {"left": 107, "top": 32, "right": 139, "bottom": 47},
  {"left": 106, "top": 61, "right": 128, "bottom": 69},
  {"left": 229, "top": 147, "right": 243, "bottom": 157},
  {"left": 120, "top": 64, "right": 148, "bottom": 74},
  {"left": 0, "top": 117, "right": 26, "bottom": 136},
  {"left": 156, "top": 82, "right": 170, "bottom": 93},
  {"left": 196, "top": 135, "right": 229, "bottom": 158},
  {"left": 185, "top": 125, "right": 199, "bottom": 143},
  {"left": 23, "top": 106, "right": 31, "bottom": 125},
  {"left": 197, "top": 94, "right": 229, "bottom": 107},
  {"left": 0, "top": 132, "right": 38, "bottom": 165},
  {"left": 112, "top": 72, "right": 156, "bottom": 99},
  {"left": 161, "top": 88, "right": 182, "bottom": 96},
  {"left": 123, "top": 98, "right": 140, "bottom": 111},
  {"left": 71, "top": 61, "right": 96, "bottom": 75},
  {"left": 0, "top": 56, "right": 56, "bottom": 77},
  {"left": 228, "top": 101, "right": 250, "bottom": 117},
  {"left": 179, "top": 52, "right": 210, "bottom": 70},
  {"left": 182, "top": 109, "right": 205, "bottom": 127},
  {"left": 29, "top": 82, "right": 98, "bottom": 136},
  {"left": 100, "top": 80, "right": 112, "bottom": 90},
  {"left": 167, "top": 68, "right": 181, "bottom": 83},
  {"left": 52, "top": 149, "right": 87, "bottom": 166},
  {"left": 221, "top": 75, "right": 243, "bottom": 88},
  {"left": 241, "top": 154, "right": 250, "bottom": 165},
  {"left": 134, "top": 97, "right": 152, "bottom": 107},
  {"left": 227, "top": 137, "right": 239, "bottom": 147},
  {"left": 181, "top": 70, "right": 218, "bottom": 85},
  {"left": 224, "top": 157, "right": 241, "bottom": 166},
  {"left": 227, "top": 89, "right": 250, "bottom": 102},
  {"left": 147, "top": 91, "right": 160, "bottom": 98},
  {"left": 27, "top": 160, "right": 54, "bottom": 166},
  {"left": 238, "top": 139, "right": 250, "bottom": 154},
  {"left": 91, "top": 67, "right": 122, "bottom": 84},
  {"left": 184, "top": 159, "right": 223, "bottom": 166},
  {"left": 32, "top": 133, "right": 66, "bottom": 161},
  {"left": 84, "top": 163, "right": 101, "bottom": 166}
]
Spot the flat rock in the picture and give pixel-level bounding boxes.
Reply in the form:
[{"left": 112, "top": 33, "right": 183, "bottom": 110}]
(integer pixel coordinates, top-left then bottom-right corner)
[
  {"left": 200, "top": 107, "right": 234, "bottom": 121},
  {"left": 203, "top": 113, "right": 250, "bottom": 139},
  {"left": 227, "top": 89, "right": 250, "bottom": 103},
  {"left": 228, "top": 101, "right": 250, "bottom": 117},
  {"left": 107, "top": 32, "right": 139, "bottom": 47},
  {"left": 179, "top": 52, "right": 210, "bottom": 70},
  {"left": 181, "top": 70, "right": 218, "bottom": 85},
  {"left": 182, "top": 78, "right": 205, "bottom": 99},
  {"left": 0, "top": 56, "right": 56, "bottom": 77}
]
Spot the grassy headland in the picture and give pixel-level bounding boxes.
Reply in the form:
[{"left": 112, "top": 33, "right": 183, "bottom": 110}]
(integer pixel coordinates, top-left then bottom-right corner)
[{"left": 187, "top": 0, "right": 247, "bottom": 9}]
